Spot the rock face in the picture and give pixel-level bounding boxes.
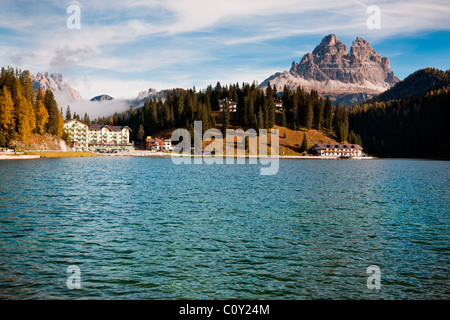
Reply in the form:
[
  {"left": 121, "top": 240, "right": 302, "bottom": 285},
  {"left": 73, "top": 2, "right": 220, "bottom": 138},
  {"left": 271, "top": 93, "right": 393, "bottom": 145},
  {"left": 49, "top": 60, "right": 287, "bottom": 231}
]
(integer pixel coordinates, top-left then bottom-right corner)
[
  {"left": 260, "top": 34, "right": 399, "bottom": 105},
  {"left": 90, "top": 94, "right": 114, "bottom": 102},
  {"left": 136, "top": 88, "right": 159, "bottom": 101},
  {"left": 27, "top": 71, "right": 82, "bottom": 101},
  {"left": 132, "top": 88, "right": 167, "bottom": 108}
]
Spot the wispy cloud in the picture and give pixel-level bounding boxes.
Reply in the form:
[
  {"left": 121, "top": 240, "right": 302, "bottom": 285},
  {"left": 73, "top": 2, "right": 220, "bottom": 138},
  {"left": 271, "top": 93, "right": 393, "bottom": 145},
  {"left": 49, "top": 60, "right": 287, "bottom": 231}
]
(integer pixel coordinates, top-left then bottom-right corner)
[{"left": 1, "top": 0, "right": 449, "bottom": 100}]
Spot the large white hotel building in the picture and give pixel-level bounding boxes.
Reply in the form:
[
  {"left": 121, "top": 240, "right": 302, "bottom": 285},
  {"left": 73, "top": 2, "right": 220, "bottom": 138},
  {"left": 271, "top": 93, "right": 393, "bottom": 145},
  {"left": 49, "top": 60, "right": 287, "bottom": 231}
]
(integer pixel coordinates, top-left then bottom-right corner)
[{"left": 64, "top": 119, "right": 133, "bottom": 151}]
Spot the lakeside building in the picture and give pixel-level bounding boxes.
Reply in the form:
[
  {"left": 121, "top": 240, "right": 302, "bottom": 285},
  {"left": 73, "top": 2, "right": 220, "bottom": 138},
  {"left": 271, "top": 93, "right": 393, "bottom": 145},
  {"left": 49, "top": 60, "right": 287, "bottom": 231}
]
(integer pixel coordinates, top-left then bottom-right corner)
[
  {"left": 274, "top": 99, "right": 284, "bottom": 110},
  {"left": 218, "top": 98, "right": 238, "bottom": 112},
  {"left": 145, "top": 137, "right": 173, "bottom": 151},
  {"left": 64, "top": 119, "right": 133, "bottom": 151},
  {"left": 312, "top": 143, "right": 363, "bottom": 157}
]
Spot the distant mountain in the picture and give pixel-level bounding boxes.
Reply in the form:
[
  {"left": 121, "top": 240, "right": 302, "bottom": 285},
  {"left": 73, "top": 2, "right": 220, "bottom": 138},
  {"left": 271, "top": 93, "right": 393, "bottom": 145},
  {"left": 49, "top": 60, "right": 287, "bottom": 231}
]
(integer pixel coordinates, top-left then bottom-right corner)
[
  {"left": 366, "top": 68, "right": 450, "bottom": 103},
  {"left": 90, "top": 94, "right": 114, "bottom": 102},
  {"left": 131, "top": 88, "right": 167, "bottom": 107},
  {"left": 260, "top": 34, "right": 399, "bottom": 105},
  {"left": 136, "top": 88, "right": 159, "bottom": 101},
  {"left": 27, "top": 71, "right": 82, "bottom": 101}
]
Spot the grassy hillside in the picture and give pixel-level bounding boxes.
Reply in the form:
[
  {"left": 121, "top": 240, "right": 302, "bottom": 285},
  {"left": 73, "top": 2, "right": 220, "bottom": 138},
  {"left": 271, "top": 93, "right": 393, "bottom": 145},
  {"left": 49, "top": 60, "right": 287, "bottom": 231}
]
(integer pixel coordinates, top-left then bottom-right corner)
[{"left": 151, "top": 124, "right": 340, "bottom": 156}]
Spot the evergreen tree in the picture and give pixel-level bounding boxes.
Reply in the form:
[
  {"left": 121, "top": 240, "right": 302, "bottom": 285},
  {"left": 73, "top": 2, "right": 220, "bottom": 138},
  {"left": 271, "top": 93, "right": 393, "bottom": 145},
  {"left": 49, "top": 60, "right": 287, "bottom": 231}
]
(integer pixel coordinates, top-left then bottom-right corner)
[
  {"left": 137, "top": 124, "right": 145, "bottom": 147},
  {"left": 304, "top": 100, "right": 314, "bottom": 129},
  {"left": 313, "top": 99, "right": 324, "bottom": 130},
  {"left": 257, "top": 109, "right": 264, "bottom": 129},
  {"left": 300, "top": 133, "right": 308, "bottom": 153},
  {"left": 281, "top": 110, "right": 287, "bottom": 128},
  {"left": 323, "top": 97, "right": 333, "bottom": 131},
  {"left": 66, "top": 106, "right": 71, "bottom": 120},
  {"left": 83, "top": 112, "right": 90, "bottom": 124},
  {"left": 266, "top": 83, "right": 276, "bottom": 128},
  {"left": 44, "top": 90, "right": 64, "bottom": 137},
  {"left": 222, "top": 100, "right": 230, "bottom": 135}
]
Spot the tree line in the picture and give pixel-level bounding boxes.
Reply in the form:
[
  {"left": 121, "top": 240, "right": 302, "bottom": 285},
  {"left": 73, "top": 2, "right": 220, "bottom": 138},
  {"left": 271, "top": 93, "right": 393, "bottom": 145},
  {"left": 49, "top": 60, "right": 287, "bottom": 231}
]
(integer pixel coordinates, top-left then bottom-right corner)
[
  {"left": 106, "top": 81, "right": 358, "bottom": 146},
  {"left": 349, "top": 86, "right": 450, "bottom": 158},
  {"left": 0, "top": 65, "right": 361, "bottom": 150},
  {"left": 0, "top": 67, "right": 67, "bottom": 147}
]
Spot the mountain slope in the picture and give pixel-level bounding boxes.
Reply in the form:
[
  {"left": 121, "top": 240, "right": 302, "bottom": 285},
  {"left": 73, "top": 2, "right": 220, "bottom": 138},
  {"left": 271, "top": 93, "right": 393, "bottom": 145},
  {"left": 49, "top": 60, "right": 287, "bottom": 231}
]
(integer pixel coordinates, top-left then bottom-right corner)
[
  {"left": 366, "top": 68, "right": 450, "bottom": 103},
  {"left": 349, "top": 69, "right": 450, "bottom": 159},
  {"left": 260, "top": 34, "right": 399, "bottom": 105}
]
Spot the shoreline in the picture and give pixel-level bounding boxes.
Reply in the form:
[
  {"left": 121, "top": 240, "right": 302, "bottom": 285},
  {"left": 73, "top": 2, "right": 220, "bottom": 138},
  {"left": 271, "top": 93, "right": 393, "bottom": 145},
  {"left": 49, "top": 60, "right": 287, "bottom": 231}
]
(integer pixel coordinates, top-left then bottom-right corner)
[
  {"left": 0, "top": 150, "right": 376, "bottom": 160},
  {"left": 0, "top": 154, "right": 40, "bottom": 160}
]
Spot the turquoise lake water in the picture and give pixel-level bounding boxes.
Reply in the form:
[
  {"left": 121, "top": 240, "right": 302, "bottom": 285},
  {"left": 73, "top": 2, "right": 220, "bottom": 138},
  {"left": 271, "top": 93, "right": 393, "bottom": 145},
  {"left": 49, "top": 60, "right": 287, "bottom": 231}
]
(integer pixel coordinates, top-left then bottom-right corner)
[{"left": 0, "top": 157, "right": 448, "bottom": 299}]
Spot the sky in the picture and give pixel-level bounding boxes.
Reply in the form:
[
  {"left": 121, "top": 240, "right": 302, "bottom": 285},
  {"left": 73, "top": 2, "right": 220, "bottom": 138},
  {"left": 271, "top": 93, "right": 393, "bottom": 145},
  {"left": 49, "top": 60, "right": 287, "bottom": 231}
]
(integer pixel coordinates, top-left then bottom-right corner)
[{"left": 1, "top": 0, "right": 450, "bottom": 101}]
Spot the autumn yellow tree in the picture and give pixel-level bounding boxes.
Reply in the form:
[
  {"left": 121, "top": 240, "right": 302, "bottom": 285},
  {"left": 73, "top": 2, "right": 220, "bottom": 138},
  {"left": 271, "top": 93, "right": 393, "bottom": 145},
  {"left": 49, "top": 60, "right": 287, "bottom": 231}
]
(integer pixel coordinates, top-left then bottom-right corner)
[
  {"left": 34, "top": 87, "right": 49, "bottom": 134},
  {"left": 0, "top": 86, "right": 14, "bottom": 130},
  {"left": 14, "top": 91, "right": 36, "bottom": 140},
  {"left": 0, "top": 86, "right": 15, "bottom": 145},
  {"left": 34, "top": 99, "right": 49, "bottom": 134}
]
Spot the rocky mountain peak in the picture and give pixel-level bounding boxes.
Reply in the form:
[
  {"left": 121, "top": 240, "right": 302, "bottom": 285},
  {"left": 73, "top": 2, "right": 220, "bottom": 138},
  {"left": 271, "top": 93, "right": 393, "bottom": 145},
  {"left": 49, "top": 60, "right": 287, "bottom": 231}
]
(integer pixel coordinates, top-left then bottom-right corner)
[
  {"left": 27, "top": 70, "right": 82, "bottom": 101},
  {"left": 260, "top": 34, "right": 399, "bottom": 105},
  {"left": 312, "top": 34, "right": 347, "bottom": 57}
]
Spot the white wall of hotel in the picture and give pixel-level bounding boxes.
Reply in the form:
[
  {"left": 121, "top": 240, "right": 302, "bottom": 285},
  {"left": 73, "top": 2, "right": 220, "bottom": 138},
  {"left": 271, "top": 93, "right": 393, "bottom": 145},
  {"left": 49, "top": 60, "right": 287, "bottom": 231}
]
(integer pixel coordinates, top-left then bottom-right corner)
[
  {"left": 313, "top": 144, "right": 362, "bottom": 157},
  {"left": 63, "top": 119, "right": 133, "bottom": 151}
]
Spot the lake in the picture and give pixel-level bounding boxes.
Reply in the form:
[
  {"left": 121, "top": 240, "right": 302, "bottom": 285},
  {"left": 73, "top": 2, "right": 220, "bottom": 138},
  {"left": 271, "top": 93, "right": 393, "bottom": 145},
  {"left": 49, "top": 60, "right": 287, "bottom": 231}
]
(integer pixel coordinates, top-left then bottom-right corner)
[{"left": 0, "top": 157, "right": 448, "bottom": 299}]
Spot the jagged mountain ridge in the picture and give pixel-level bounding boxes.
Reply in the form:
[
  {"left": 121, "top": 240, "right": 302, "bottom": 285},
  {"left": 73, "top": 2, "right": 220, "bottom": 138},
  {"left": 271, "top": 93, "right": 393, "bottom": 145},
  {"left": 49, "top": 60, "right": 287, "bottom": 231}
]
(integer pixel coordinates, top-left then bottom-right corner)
[
  {"left": 27, "top": 71, "right": 82, "bottom": 101},
  {"left": 260, "top": 34, "right": 399, "bottom": 105}
]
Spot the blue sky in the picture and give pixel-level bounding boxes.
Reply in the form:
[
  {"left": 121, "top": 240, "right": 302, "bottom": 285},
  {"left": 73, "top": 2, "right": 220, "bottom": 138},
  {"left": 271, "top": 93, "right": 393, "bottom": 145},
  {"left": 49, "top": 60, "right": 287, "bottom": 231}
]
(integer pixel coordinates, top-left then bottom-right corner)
[{"left": 1, "top": 0, "right": 449, "bottom": 100}]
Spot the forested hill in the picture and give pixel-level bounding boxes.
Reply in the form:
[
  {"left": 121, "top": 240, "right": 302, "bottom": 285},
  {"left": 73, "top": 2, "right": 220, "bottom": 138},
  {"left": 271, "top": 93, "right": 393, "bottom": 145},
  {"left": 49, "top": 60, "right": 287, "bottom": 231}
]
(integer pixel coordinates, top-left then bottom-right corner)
[
  {"left": 108, "top": 82, "right": 358, "bottom": 147},
  {"left": 349, "top": 69, "right": 450, "bottom": 159},
  {"left": 366, "top": 68, "right": 450, "bottom": 103},
  {"left": 0, "top": 67, "right": 68, "bottom": 147}
]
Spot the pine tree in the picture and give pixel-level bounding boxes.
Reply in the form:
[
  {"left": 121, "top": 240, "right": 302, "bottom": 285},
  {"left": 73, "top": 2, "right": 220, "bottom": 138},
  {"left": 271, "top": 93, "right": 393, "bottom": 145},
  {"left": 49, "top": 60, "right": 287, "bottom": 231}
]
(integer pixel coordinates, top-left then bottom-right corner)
[
  {"left": 44, "top": 90, "right": 64, "bottom": 137},
  {"left": 281, "top": 110, "right": 287, "bottom": 128},
  {"left": 305, "top": 101, "right": 314, "bottom": 129},
  {"left": 83, "top": 112, "right": 90, "bottom": 124},
  {"left": 323, "top": 97, "right": 333, "bottom": 131},
  {"left": 257, "top": 109, "right": 264, "bottom": 129},
  {"left": 313, "top": 99, "right": 324, "bottom": 130},
  {"left": 248, "top": 94, "right": 256, "bottom": 129},
  {"left": 66, "top": 106, "right": 71, "bottom": 120},
  {"left": 266, "top": 83, "right": 275, "bottom": 128},
  {"left": 201, "top": 102, "right": 210, "bottom": 132},
  {"left": 137, "top": 124, "right": 145, "bottom": 147},
  {"left": 222, "top": 100, "right": 230, "bottom": 135},
  {"left": 300, "top": 133, "right": 308, "bottom": 153}
]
